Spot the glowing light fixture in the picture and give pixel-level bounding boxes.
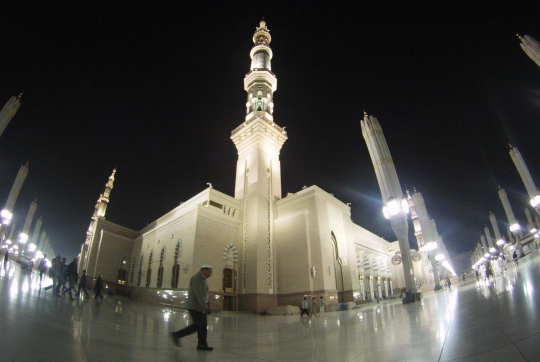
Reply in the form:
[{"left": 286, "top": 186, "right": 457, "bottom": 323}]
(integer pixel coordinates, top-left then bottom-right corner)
[
  {"left": 496, "top": 239, "right": 505, "bottom": 246},
  {"left": 435, "top": 253, "right": 445, "bottom": 261},
  {"left": 382, "top": 197, "right": 409, "bottom": 220},
  {"left": 19, "top": 233, "right": 28, "bottom": 244},
  {"left": 530, "top": 195, "right": 540, "bottom": 207},
  {"left": 484, "top": 253, "right": 490, "bottom": 258},
  {"left": 1, "top": 209, "right": 12, "bottom": 225},
  {"left": 509, "top": 223, "right": 521, "bottom": 232},
  {"left": 424, "top": 241, "right": 438, "bottom": 252},
  {"left": 489, "top": 247, "right": 497, "bottom": 253}
]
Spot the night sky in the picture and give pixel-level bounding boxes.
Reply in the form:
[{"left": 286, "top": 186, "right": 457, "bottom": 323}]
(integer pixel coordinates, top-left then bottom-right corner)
[{"left": 1, "top": 2, "right": 540, "bottom": 260}]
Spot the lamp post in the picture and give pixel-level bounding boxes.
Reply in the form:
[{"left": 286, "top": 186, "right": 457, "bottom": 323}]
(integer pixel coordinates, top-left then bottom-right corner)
[
  {"left": 361, "top": 112, "right": 417, "bottom": 296},
  {"left": 424, "top": 241, "right": 442, "bottom": 291}
]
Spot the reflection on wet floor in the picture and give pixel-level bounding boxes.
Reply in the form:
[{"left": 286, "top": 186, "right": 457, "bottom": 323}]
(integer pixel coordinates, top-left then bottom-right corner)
[{"left": 0, "top": 256, "right": 540, "bottom": 361}]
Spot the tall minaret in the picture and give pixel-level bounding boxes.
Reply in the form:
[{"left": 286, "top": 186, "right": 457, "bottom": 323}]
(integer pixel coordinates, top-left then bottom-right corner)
[
  {"left": 498, "top": 186, "right": 523, "bottom": 254},
  {"left": 231, "top": 20, "right": 287, "bottom": 310},
  {"left": 509, "top": 145, "right": 540, "bottom": 215},
  {"left": 0, "top": 94, "right": 22, "bottom": 138},
  {"left": 1, "top": 162, "right": 29, "bottom": 225},
  {"left": 361, "top": 112, "right": 416, "bottom": 292},
  {"left": 81, "top": 168, "right": 117, "bottom": 274}
]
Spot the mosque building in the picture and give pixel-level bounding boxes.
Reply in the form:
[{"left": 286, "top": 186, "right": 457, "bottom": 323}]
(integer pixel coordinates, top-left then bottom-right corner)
[{"left": 79, "top": 21, "right": 415, "bottom": 313}]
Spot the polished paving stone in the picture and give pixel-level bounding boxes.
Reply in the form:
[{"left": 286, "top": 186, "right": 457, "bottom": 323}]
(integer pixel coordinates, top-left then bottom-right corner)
[{"left": 1, "top": 256, "right": 540, "bottom": 361}]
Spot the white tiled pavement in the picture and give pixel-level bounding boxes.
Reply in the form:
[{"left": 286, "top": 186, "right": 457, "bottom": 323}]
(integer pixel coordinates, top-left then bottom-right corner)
[{"left": 1, "top": 256, "right": 539, "bottom": 361}]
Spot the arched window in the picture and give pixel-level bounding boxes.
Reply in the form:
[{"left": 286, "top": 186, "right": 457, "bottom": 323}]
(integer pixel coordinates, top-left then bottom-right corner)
[
  {"left": 137, "top": 254, "right": 144, "bottom": 287},
  {"left": 171, "top": 240, "right": 182, "bottom": 288},
  {"left": 146, "top": 251, "right": 153, "bottom": 288},
  {"left": 157, "top": 247, "right": 165, "bottom": 288}
]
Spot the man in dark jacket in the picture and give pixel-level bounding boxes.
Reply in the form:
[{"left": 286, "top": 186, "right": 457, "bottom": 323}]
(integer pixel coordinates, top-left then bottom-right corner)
[
  {"left": 77, "top": 270, "right": 89, "bottom": 297},
  {"left": 170, "top": 264, "right": 213, "bottom": 351},
  {"left": 66, "top": 257, "right": 78, "bottom": 300}
]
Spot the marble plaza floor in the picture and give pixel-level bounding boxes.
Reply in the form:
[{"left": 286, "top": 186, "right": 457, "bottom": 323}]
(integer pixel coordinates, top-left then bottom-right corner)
[{"left": 1, "top": 259, "right": 540, "bottom": 362}]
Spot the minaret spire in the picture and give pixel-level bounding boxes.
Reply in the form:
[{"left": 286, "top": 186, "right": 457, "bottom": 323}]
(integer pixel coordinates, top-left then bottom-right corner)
[
  {"left": 96, "top": 167, "right": 116, "bottom": 218},
  {"left": 230, "top": 21, "right": 287, "bottom": 310}
]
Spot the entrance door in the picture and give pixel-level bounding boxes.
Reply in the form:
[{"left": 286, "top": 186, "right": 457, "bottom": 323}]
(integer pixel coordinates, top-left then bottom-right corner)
[{"left": 223, "top": 268, "right": 233, "bottom": 292}]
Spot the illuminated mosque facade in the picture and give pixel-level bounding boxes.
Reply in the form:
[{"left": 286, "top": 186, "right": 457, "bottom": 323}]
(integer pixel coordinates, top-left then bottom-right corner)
[{"left": 78, "top": 21, "right": 427, "bottom": 313}]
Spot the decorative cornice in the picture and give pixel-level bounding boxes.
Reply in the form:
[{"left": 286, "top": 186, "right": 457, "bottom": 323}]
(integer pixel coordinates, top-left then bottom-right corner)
[{"left": 231, "top": 117, "right": 287, "bottom": 148}]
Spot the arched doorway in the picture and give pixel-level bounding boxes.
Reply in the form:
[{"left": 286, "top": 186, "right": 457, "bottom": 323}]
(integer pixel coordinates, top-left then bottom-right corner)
[
  {"left": 331, "top": 231, "right": 345, "bottom": 303},
  {"left": 146, "top": 251, "right": 153, "bottom": 287},
  {"left": 222, "top": 243, "right": 238, "bottom": 311},
  {"left": 171, "top": 240, "right": 182, "bottom": 288},
  {"left": 157, "top": 247, "right": 165, "bottom": 288}
]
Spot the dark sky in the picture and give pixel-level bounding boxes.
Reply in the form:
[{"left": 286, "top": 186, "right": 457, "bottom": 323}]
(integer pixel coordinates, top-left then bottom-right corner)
[{"left": 1, "top": 1, "right": 540, "bottom": 259}]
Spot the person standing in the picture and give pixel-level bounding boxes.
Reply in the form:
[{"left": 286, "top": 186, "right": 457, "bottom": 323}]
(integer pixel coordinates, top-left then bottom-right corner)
[
  {"left": 300, "top": 297, "right": 309, "bottom": 317},
  {"left": 319, "top": 296, "right": 326, "bottom": 316},
  {"left": 77, "top": 270, "right": 90, "bottom": 297},
  {"left": 3, "top": 250, "right": 9, "bottom": 270},
  {"left": 94, "top": 275, "right": 104, "bottom": 299},
  {"left": 311, "top": 297, "right": 317, "bottom": 317},
  {"left": 445, "top": 276, "right": 452, "bottom": 290},
  {"left": 170, "top": 265, "right": 213, "bottom": 351},
  {"left": 44, "top": 254, "right": 62, "bottom": 296},
  {"left": 66, "top": 257, "right": 78, "bottom": 300},
  {"left": 56, "top": 257, "right": 68, "bottom": 296},
  {"left": 513, "top": 251, "right": 519, "bottom": 266},
  {"left": 38, "top": 255, "right": 48, "bottom": 284}
]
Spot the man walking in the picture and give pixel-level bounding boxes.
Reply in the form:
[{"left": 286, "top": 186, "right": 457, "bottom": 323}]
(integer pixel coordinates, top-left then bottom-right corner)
[
  {"left": 319, "top": 296, "right": 326, "bottom": 316},
  {"left": 44, "top": 254, "right": 62, "bottom": 296},
  {"left": 77, "top": 270, "right": 90, "bottom": 297},
  {"left": 311, "top": 297, "right": 318, "bottom": 317},
  {"left": 300, "top": 297, "right": 309, "bottom": 317},
  {"left": 170, "top": 265, "right": 213, "bottom": 351},
  {"left": 66, "top": 257, "right": 78, "bottom": 300}
]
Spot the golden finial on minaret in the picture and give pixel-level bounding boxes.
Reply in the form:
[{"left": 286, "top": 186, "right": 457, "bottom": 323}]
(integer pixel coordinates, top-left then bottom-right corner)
[{"left": 18, "top": 93, "right": 22, "bottom": 99}]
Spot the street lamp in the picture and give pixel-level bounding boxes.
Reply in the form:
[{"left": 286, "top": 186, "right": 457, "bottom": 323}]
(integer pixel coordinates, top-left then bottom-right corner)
[
  {"left": 530, "top": 195, "right": 540, "bottom": 208},
  {"left": 509, "top": 223, "right": 520, "bottom": 232},
  {"left": 0, "top": 209, "right": 12, "bottom": 225},
  {"left": 424, "top": 241, "right": 443, "bottom": 291},
  {"left": 19, "top": 233, "right": 28, "bottom": 244}
]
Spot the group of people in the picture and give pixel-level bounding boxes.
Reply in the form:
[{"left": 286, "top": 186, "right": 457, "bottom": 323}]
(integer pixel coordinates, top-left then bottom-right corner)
[
  {"left": 300, "top": 296, "right": 326, "bottom": 317},
  {"left": 41, "top": 254, "right": 103, "bottom": 299}
]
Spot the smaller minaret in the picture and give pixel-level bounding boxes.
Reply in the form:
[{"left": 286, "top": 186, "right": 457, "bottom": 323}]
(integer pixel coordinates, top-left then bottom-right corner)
[
  {"left": 0, "top": 94, "right": 22, "bottom": 138},
  {"left": 2, "top": 162, "right": 29, "bottom": 224},
  {"left": 97, "top": 168, "right": 116, "bottom": 218},
  {"left": 81, "top": 167, "right": 117, "bottom": 273}
]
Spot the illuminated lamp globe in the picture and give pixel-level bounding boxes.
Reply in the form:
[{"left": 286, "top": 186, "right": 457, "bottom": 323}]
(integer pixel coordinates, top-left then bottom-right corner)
[
  {"left": 509, "top": 223, "right": 520, "bottom": 232},
  {"left": 496, "top": 239, "right": 505, "bottom": 246},
  {"left": 435, "top": 253, "right": 445, "bottom": 261}
]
